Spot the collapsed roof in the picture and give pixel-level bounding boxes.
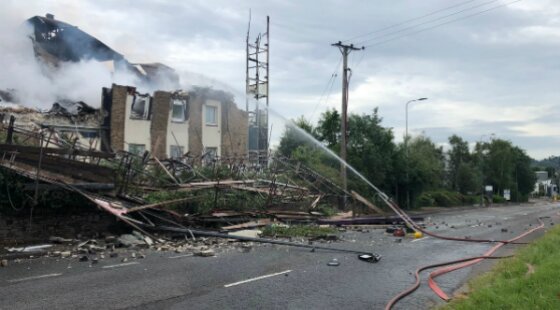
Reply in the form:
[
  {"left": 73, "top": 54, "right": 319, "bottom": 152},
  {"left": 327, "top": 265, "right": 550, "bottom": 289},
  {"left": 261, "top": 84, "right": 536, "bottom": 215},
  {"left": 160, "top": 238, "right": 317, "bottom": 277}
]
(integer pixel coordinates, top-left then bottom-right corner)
[
  {"left": 27, "top": 15, "right": 124, "bottom": 63},
  {"left": 25, "top": 14, "right": 179, "bottom": 88}
]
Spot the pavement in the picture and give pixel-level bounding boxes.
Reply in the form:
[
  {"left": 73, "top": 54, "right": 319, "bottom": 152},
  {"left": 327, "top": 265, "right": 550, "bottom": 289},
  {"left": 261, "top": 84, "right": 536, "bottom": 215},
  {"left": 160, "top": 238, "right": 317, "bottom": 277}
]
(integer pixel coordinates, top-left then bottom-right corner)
[{"left": 1, "top": 200, "right": 559, "bottom": 310}]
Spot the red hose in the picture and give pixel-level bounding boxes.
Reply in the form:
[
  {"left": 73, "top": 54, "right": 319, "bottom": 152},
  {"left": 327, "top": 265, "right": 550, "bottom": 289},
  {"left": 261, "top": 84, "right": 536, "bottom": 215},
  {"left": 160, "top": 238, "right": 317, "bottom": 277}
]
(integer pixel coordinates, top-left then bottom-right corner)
[
  {"left": 427, "top": 218, "right": 545, "bottom": 301},
  {"left": 384, "top": 255, "right": 511, "bottom": 310}
]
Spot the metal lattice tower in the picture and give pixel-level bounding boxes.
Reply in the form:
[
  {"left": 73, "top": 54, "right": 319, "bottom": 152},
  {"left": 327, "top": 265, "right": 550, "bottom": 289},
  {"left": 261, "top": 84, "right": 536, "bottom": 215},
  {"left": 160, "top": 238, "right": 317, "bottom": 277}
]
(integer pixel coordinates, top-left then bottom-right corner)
[{"left": 246, "top": 15, "right": 269, "bottom": 164}]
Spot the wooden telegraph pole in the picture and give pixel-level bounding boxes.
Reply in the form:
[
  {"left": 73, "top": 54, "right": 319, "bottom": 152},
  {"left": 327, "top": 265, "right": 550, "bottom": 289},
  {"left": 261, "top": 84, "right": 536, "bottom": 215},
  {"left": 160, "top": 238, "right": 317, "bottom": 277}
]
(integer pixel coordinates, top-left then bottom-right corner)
[{"left": 331, "top": 41, "right": 364, "bottom": 214}]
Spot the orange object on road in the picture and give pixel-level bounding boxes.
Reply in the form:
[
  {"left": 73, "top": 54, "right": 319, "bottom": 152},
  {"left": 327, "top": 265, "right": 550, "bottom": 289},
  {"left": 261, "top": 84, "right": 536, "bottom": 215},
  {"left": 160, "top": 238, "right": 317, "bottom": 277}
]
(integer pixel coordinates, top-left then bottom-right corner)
[{"left": 393, "top": 228, "right": 405, "bottom": 237}]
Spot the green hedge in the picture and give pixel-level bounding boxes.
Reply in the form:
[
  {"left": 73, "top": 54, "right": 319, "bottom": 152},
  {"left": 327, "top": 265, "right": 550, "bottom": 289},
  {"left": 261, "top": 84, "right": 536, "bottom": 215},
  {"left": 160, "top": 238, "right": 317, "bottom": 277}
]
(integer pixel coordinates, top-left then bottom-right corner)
[
  {"left": 416, "top": 191, "right": 480, "bottom": 208},
  {"left": 492, "top": 194, "right": 506, "bottom": 203}
]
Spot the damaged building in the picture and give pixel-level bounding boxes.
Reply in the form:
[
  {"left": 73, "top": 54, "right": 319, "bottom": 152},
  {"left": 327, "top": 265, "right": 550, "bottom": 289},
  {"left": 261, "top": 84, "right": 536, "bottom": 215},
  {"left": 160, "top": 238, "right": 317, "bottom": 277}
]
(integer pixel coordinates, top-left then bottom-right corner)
[
  {"left": 1, "top": 84, "right": 248, "bottom": 160},
  {"left": 102, "top": 84, "right": 248, "bottom": 159},
  {"left": 1, "top": 14, "right": 249, "bottom": 160}
]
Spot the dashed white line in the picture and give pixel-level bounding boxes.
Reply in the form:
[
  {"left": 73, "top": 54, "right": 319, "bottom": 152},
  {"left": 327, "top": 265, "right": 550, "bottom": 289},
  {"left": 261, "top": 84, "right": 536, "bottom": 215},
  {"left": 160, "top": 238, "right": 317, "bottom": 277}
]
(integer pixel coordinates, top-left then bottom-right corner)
[
  {"left": 168, "top": 254, "right": 193, "bottom": 259},
  {"left": 224, "top": 270, "right": 292, "bottom": 288},
  {"left": 101, "top": 262, "right": 139, "bottom": 269},
  {"left": 7, "top": 273, "right": 62, "bottom": 283}
]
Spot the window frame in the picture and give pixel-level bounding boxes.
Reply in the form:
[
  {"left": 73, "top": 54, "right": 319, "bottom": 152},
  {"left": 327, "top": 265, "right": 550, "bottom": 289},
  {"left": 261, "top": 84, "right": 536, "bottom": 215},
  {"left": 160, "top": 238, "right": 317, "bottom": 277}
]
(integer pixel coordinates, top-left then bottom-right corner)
[
  {"left": 169, "top": 145, "right": 184, "bottom": 159},
  {"left": 205, "top": 105, "right": 218, "bottom": 126},
  {"left": 171, "top": 99, "right": 187, "bottom": 123},
  {"left": 128, "top": 143, "right": 146, "bottom": 156},
  {"left": 203, "top": 147, "right": 218, "bottom": 164},
  {"left": 130, "top": 95, "right": 150, "bottom": 120}
]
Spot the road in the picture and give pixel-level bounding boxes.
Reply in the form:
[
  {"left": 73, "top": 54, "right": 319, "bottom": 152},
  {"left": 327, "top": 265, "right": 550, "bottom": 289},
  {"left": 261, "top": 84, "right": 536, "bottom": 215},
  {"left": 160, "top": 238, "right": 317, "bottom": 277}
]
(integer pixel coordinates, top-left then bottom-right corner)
[{"left": 1, "top": 200, "right": 559, "bottom": 310}]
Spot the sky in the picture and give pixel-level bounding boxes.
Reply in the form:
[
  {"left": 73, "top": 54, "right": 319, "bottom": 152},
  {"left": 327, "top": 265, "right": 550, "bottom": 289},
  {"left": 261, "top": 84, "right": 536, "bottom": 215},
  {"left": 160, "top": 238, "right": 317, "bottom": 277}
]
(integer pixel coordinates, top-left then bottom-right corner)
[{"left": 1, "top": 0, "right": 560, "bottom": 159}]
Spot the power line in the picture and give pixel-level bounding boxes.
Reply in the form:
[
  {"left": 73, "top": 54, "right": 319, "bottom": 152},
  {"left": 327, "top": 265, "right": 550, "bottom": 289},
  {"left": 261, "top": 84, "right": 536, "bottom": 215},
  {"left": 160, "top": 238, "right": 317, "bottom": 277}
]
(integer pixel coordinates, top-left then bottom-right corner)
[
  {"left": 310, "top": 55, "right": 342, "bottom": 122},
  {"left": 342, "top": 0, "right": 479, "bottom": 43},
  {"left": 363, "top": 0, "right": 522, "bottom": 48},
  {"left": 355, "top": 0, "right": 500, "bottom": 46}
]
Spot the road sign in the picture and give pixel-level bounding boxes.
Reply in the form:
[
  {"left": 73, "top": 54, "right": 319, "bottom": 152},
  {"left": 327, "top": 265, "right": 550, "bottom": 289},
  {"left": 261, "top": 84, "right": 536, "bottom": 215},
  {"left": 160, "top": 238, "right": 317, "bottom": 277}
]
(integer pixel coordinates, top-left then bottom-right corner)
[{"left": 504, "top": 189, "right": 511, "bottom": 201}]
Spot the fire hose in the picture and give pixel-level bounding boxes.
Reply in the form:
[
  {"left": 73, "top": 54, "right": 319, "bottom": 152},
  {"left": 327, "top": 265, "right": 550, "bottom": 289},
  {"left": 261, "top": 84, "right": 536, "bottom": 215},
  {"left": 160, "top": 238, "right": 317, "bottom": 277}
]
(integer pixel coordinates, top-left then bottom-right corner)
[
  {"left": 427, "top": 218, "right": 545, "bottom": 301},
  {"left": 385, "top": 218, "right": 545, "bottom": 309},
  {"left": 384, "top": 255, "right": 512, "bottom": 310}
]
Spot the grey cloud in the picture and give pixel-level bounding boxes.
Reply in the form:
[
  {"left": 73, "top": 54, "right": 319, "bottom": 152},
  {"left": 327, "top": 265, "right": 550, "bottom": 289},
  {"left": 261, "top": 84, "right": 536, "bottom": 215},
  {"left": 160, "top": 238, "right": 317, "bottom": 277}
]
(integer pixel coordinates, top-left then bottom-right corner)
[{"left": 2, "top": 0, "right": 559, "bottom": 159}]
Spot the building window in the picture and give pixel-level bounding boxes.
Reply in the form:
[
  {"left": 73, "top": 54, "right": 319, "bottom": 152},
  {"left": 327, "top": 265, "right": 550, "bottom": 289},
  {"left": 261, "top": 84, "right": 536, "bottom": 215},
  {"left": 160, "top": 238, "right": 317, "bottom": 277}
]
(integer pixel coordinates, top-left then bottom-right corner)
[
  {"left": 203, "top": 147, "right": 218, "bottom": 164},
  {"left": 205, "top": 105, "right": 217, "bottom": 125},
  {"left": 128, "top": 144, "right": 146, "bottom": 156},
  {"left": 172, "top": 99, "right": 187, "bottom": 123},
  {"left": 170, "top": 145, "right": 184, "bottom": 159},
  {"left": 130, "top": 96, "right": 150, "bottom": 120}
]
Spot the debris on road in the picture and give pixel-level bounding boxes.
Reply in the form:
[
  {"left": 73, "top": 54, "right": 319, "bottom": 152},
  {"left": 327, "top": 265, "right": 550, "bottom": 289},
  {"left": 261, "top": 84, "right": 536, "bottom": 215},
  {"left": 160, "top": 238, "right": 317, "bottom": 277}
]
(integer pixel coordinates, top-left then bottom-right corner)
[
  {"left": 194, "top": 249, "right": 216, "bottom": 257},
  {"left": 228, "top": 229, "right": 262, "bottom": 239}
]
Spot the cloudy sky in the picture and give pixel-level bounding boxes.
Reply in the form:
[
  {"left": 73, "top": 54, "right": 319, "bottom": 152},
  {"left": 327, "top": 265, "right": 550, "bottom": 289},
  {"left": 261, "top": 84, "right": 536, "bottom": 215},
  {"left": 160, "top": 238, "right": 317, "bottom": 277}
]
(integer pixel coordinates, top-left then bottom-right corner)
[{"left": 2, "top": 0, "right": 560, "bottom": 159}]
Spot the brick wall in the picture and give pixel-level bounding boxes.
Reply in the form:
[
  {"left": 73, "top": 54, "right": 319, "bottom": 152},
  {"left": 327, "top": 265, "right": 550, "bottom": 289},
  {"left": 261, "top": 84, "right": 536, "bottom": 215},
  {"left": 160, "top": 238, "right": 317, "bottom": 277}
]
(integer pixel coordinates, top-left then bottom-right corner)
[
  {"left": 109, "top": 84, "right": 129, "bottom": 151},
  {"left": 221, "top": 101, "right": 248, "bottom": 157},
  {"left": 150, "top": 91, "right": 171, "bottom": 158}
]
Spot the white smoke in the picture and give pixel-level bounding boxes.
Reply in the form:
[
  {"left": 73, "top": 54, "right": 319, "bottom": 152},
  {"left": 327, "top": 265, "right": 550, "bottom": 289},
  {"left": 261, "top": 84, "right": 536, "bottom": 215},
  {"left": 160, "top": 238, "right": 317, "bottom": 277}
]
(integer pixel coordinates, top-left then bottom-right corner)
[
  {"left": 0, "top": 14, "right": 244, "bottom": 111},
  {"left": 0, "top": 17, "right": 149, "bottom": 109}
]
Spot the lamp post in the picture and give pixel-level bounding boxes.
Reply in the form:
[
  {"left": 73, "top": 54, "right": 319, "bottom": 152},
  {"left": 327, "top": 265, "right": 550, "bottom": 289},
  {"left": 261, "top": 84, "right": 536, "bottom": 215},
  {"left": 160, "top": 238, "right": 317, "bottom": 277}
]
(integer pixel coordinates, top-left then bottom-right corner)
[{"left": 405, "top": 97, "right": 428, "bottom": 209}]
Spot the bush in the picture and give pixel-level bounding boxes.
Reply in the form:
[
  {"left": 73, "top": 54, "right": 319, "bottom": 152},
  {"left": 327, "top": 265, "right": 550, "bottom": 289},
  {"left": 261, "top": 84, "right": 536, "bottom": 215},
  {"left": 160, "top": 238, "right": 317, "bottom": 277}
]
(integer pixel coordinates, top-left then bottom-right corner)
[
  {"left": 492, "top": 194, "right": 506, "bottom": 203},
  {"left": 416, "top": 190, "right": 478, "bottom": 207},
  {"left": 463, "top": 195, "right": 480, "bottom": 205},
  {"left": 417, "top": 192, "right": 435, "bottom": 207},
  {"left": 432, "top": 191, "right": 462, "bottom": 207}
]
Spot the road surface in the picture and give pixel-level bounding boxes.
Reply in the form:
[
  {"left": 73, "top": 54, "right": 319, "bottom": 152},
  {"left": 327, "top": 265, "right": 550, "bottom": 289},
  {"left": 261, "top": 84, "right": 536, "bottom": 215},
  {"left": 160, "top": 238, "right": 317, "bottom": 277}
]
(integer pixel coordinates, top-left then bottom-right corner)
[{"left": 1, "top": 200, "right": 558, "bottom": 309}]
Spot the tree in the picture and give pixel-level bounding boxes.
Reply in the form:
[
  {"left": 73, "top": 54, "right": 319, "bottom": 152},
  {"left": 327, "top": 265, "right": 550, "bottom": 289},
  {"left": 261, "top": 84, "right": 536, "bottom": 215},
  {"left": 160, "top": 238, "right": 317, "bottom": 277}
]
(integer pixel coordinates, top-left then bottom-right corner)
[
  {"left": 315, "top": 108, "right": 340, "bottom": 149},
  {"left": 447, "top": 134, "right": 472, "bottom": 192},
  {"left": 456, "top": 162, "right": 480, "bottom": 194},
  {"left": 405, "top": 135, "right": 446, "bottom": 207},
  {"left": 475, "top": 138, "right": 535, "bottom": 202},
  {"left": 512, "top": 146, "right": 536, "bottom": 201},
  {"left": 277, "top": 116, "right": 315, "bottom": 157},
  {"left": 346, "top": 109, "right": 396, "bottom": 192}
]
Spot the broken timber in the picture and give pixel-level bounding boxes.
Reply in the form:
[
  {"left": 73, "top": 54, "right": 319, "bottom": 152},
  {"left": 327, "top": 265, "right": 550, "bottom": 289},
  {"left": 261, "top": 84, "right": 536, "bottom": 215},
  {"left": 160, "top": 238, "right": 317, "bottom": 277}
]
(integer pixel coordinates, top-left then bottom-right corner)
[{"left": 351, "top": 191, "right": 386, "bottom": 215}]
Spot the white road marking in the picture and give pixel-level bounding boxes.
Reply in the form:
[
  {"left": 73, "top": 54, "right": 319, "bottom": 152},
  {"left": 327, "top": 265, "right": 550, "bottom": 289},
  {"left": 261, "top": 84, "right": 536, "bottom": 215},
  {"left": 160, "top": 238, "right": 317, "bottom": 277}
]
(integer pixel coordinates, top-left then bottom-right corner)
[
  {"left": 411, "top": 237, "right": 429, "bottom": 243},
  {"left": 224, "top": 270, "right": 292, "bottom": 288},
  {"left": 101, "top": 262, "right": 139, "bottom": 269},
  {"left": 168, "top": 254, "right": 193, "bottom": 259},
  {"left": 7, "top": 273, "right": 62, "bottom": 283}
]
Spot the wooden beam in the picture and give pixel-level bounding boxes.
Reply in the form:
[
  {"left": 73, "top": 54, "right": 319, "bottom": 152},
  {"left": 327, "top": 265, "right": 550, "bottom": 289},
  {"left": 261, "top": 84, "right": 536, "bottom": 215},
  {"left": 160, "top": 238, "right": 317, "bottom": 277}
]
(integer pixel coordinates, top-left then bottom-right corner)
[
  {"left": 152, "top": 155, "right": 180, "bottom": 185},
  {"left": 351, "top": 191, "right": 386, "bottom": 215},
  {"left": 126, "top": 196, "right": 197, "bottom": 213},
  {"left": 221, "top": 218, "right": 272, "bottom": 231}
]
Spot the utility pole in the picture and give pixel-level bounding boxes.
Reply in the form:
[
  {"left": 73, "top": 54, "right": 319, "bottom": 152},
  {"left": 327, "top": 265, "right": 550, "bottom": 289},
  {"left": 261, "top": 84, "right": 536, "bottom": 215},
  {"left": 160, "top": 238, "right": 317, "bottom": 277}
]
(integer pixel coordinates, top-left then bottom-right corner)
[{"left": 331, "top": 41, "right": 364, "bottom": 214}]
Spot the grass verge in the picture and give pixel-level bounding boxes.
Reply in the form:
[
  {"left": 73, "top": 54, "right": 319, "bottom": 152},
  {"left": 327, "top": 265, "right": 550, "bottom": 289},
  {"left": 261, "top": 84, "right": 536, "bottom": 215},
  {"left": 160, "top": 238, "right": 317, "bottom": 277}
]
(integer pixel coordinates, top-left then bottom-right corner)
[
  {"left": 261, "top": 225, "right": 337, "bottom": 238},
  {"left": 441, "top": 223, "right": 560, "bottom": 310}
]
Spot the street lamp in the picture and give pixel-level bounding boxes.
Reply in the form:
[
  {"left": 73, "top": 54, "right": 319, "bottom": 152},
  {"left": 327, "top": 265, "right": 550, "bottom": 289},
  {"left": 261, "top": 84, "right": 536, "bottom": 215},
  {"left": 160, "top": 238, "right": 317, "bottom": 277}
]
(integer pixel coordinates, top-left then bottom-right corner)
[{"left": 405, "top": 97, "right": 428, "bottom": 209}]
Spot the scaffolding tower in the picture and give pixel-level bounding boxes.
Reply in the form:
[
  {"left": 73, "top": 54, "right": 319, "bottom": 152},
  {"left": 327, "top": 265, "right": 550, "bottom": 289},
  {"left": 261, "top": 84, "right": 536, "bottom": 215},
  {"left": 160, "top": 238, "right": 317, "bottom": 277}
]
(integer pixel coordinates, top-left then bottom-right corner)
[{"left": 246, "top": 15, "right": 269, "bottom": 164}]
